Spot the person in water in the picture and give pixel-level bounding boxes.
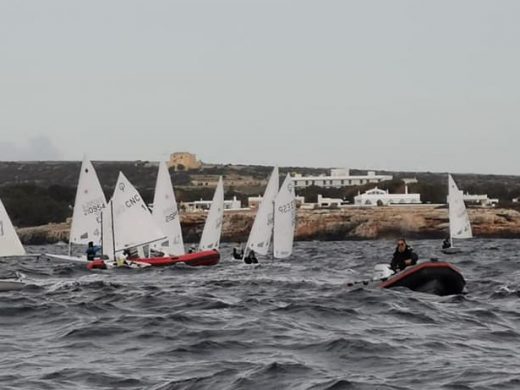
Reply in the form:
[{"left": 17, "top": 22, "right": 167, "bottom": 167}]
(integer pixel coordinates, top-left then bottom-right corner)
[
  {"left": 390, "top": 239, "right": 418, "bottom": 272},
  {"left": 442, "top": 237, "right": 451, "bottom": 249},
  {"left": 86, "top": 241, "right": 101, "bottom": 261},
  {"left": 244, "top": 249, "right": 258, "bottom": 264},
  {"left": 232, "top": 243, "right": 244, "bottom": 260}
]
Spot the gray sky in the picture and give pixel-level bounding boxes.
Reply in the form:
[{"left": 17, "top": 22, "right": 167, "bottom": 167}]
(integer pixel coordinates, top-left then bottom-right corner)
[{"left": 1, "top": 0, "right": 519, "bottom": 174}]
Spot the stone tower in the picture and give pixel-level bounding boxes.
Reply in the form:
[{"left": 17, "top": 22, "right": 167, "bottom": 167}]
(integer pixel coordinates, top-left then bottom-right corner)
[{"left": 168, "top": 152, "right": 202, "bottom": 170}]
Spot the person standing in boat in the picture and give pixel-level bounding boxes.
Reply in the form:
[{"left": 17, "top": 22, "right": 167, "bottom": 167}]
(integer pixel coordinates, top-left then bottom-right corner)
[
  {"left": 442, "top": 237, "right": 451, "bottom": 249},
  {"left": 390, "top": 239, "right": 418, "bottom": 272},
  {"left": 86, "top": 241, "right": 101, "bottom": 261}
]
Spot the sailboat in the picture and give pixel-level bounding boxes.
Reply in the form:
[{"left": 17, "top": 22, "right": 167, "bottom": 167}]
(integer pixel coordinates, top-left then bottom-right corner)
[
  {"left": 198, "top": 177, "right": 224, "bottom": 251},
  {"left": 88, "top": 171, "right": 167, "bottom": 268},
  {"left": 242, "top": 167, "right": 279, "bottom": 263},
  {"left": 45, "top": 156, "right": 107, "bottom": 263},
  {"left": 0, "top": 197, "right": 26, "bottom": 290},
  {"left": 151, "top": 162, "right": 185, "bottom": 256},
  {"left": 273, "top": 173, "right": 297, "bottom": 258},
  {"left": 88, "top": 172, "right": 220, "bottom": 269},
  {"left": 442, "top": 174, "right": 472, "bottom": 254}
]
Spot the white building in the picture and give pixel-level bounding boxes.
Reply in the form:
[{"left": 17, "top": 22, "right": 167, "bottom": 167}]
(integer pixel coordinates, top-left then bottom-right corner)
[
  {"left": 182, "top": 196, "right": 242, "bottom": 212},
  {"left": 317, "top": 194, "right": 349, "bottom": 208},
  {"left": 462, "top": 193, "right": 498, "bottom": 207},
  {"left": 292, "top": 169, "right": 392, "bottom": 189},
  {"left": 354, "top": 187, "right": 421, "bottom": 206}
]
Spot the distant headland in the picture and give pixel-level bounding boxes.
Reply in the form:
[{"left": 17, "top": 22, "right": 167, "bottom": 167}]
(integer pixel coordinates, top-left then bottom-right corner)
[{"left": 2, "top": 153, "right": 520, "bottom": 244}]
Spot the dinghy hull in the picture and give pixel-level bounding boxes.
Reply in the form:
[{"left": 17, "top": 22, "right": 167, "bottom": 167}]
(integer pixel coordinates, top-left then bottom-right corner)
[
  {"left": 138, "top": 250, "right": 220, "bottom": 267},
  {"left": 379, "top": 261, "right": 465, "bottom": 296},
  {"left": 86, "top": 250, "right": 220, "bottom": 269}
]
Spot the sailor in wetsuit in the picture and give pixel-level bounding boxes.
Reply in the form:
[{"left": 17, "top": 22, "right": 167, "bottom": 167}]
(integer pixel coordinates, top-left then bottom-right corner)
[
  {"left": 123, "top": 247, "right": 139, "bottom": 259},
  {"left": 86, "top": 241, "right": 101, "bottom": 261},
  {"left": 390, "top": 239, "right": 418, "bottom": 272},
  {"left": 442, "top": 237, "right": 451, "bottom": 249},
  {"left": 244, "top": 249, "right": 258, "bottom": 264},
  {"left": 232, "top": 243, "right": 244, "bottom": 260}
]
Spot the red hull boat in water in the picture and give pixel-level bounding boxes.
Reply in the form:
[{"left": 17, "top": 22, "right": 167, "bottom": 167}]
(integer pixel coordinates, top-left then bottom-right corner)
[
  {"left": 379, "top": 261, "right": 465, "bottom": 296},
  {"left": 86, "top": 250, "right": 220, "bottom": 270}
]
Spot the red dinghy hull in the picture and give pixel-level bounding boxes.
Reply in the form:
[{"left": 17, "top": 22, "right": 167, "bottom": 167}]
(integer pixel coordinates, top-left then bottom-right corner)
[
  {"left": 139, "top": 250, "right": 220, "bottom": 267},
  {"left": 379, "top": 261, "right": 465, "bottom": 296},
  {"left": 86, "top": 250, "right": 220, "bottom": 270}
]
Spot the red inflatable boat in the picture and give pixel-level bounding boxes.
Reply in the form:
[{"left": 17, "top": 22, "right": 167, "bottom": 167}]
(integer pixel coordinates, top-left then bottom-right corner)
[{"left": 379, "top": 261, "right": 465, "bottom": 296}]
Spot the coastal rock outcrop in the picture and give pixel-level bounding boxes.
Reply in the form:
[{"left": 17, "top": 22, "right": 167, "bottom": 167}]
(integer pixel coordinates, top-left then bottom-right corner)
[{"left": 16, "top": 206, "right": 520, "bottom": 245}]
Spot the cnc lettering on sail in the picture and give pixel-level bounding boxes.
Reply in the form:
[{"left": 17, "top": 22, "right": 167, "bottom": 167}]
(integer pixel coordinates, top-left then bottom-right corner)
[{"left": 125, "top": 194, "right": 141, "bottom": 208}]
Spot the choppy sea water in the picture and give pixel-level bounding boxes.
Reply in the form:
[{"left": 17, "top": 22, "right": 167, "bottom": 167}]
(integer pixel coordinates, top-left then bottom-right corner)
[{"left": 1, "top": 239, "right": 520, "bottom": 390}]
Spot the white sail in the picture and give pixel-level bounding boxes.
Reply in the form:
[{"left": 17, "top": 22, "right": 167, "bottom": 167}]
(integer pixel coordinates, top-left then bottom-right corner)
[
  {"left": 245, "top": 167, "right": 279, "bottom": 256},
  {"left": 273, "top": 173, "right": 296, "bottom": 258},
  {"left": 111, "top": 172, "right": 166, "bottom": 252},
  {"left": 101, "top": 199, "right": 115, "bottom": 260},
  {"left": 151, "top": 162, "right": 184, "bottom": 255},
  {"left": 0, "top": 197, "right": 25, "bottom": 256},
  {"left": 199, "top": 177, "right": 224, "bottom": 251},
  {"left": 69, "top": 156, "right": 107, "bottom": 245},
  {"left": 448, "top": 174, "right": 472, "bottom": 239}
]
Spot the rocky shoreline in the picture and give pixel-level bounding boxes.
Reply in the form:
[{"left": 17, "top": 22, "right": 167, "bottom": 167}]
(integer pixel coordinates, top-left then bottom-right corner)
[{"left": 16, "top": 206, "right": 520, "bottom": 245}]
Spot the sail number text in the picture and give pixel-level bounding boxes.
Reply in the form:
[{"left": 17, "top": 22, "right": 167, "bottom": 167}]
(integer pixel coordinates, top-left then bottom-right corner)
[
  {"left": 165, "top": 210, "right": 178, "bottom": 223},
  {"left": 82, "top": 203, "right": 105, "bottom": 217},
  {"left": 278, "top": 200, "right": 296, "bottom": 214}
]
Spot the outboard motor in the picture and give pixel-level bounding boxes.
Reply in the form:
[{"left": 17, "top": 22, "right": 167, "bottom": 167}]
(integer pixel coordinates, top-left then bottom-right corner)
[{"left": 372, "top": 264, "right": 395, "bottom": 281}]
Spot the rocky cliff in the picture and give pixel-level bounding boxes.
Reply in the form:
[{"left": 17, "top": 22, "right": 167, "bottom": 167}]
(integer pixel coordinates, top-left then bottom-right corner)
[{"left": 16, "top": 206, "right": 520, "bottom": 245}]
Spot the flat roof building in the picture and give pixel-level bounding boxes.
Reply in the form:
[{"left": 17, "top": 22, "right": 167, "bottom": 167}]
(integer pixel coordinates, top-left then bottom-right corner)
[
  {"left": 292, "top": 169, "right": 392, "bottom": 189},
  {"left": 181, "top": 196, "right": 242, "bottom": 212},
  {"left": 354, "top": 187, "right": 421, "bottom": 206},
  {"left": 462, "top": 193, "right": 498, "bottom": 207}
]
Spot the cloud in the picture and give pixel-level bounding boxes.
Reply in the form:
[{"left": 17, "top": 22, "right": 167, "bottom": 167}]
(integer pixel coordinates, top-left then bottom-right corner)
[{"left": 0, "top": 136, "right": 63, "bottom": 161}]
